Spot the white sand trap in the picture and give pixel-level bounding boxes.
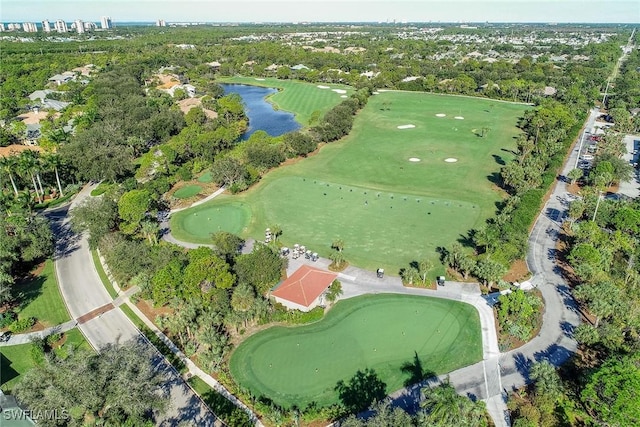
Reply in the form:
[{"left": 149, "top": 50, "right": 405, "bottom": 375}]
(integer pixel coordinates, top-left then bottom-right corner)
[
  {"left": 436, "top": 113, "right": 446, "bottom": 117},
  {"left": 444, "top": 158, "right": 458, "bottom": 163},
  {"left": 340, "top": 95, "right": 348, "bottom": 98},
  {"left": 317, "top": 85, "right": 330, "bottom": 89},
  {"left": 454, "top": 116, "right": 464, "bottom": 120},
  {"left": 372, "top": 91, "right": 380, "bottom": 95},
  {"left": 332, "top": 89, "right": 347, "bottom": 94},
  {"left": 255, "top": 78, "right": 265, "bottom": 81},
  {"left": 397, "top": 124, "right": 416, "bottom": 129},
  {"left": 409, "top": 157, "right": 421, "bottom": 162}
]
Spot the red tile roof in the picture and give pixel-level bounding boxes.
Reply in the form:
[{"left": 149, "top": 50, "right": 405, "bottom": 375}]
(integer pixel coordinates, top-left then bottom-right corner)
[{"left": 271, "top": 265, "right": 338, "bottom": 308}]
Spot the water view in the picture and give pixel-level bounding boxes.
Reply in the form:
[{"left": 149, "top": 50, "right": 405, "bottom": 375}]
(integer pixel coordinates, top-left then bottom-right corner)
[{"left": 221, "top": 83, "right": 301, "bottom": 140}]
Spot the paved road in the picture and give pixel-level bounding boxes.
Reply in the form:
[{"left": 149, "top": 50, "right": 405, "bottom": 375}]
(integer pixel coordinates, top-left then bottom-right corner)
[{"left": 48, "top": 185, "right": 218, "bottom": 427}]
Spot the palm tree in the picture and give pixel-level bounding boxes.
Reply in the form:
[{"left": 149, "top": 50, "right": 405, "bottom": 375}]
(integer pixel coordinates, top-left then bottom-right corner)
[
  {"left": 140, "top": 219, "right": 159, "bottom": 245},
  {"left": 420, "top": 380, "right": 487, "bottom": 427},
  {"left": 0, "top": 156, "right": 20, "bottom": 196},
  {"left": 533, "top": 117, "right": 545, "bottom": 144},
  {"left": 419, "top": 259, "right": 433, "bottom": 284},
  {"left": 17, "top": 151, "right": 42, "bottom": 203},
  {"left": 329, "top": 251, "right": 346, "bottom": 269},
  {"left": 331, "top": 238, "right": 345, "bottom": 252},
  {"left": 13, "top": 191, "right": 36, "bottom": 215},
  {"left": 41, "top": 153, "right": 64, "bottom": 197}
]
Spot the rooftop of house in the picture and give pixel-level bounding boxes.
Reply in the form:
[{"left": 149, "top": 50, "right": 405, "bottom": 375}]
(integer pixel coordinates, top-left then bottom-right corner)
[{"left": 271, "top": 265, "right": 337, "bottom": 308}]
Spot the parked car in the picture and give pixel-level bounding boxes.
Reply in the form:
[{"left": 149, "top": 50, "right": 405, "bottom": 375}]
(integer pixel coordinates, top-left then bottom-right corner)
[{"left": 0, "top": 331, "right": 11, "bottom": 342}]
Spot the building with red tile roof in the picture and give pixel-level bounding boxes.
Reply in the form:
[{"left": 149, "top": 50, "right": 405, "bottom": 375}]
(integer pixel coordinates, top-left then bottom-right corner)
[{"left": 271, "top": 265, "right": 337, "bottom": 312}]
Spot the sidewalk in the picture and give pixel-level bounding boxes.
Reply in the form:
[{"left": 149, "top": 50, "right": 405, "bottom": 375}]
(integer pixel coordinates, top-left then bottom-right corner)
[
  {"left": 124, "top": 299, "right": 263, "bottom": 426},
  {"left": 0, "top": 319, "right": 78, "bottom": 346},
  {"left": 95, "top": 247, "right": 263, "bottom": 426},
  {"left": 169, "top": 186, "right": 226, "bottom": 214}
]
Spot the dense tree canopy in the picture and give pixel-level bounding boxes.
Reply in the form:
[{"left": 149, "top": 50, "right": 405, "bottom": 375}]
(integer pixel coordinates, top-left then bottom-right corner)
[{"left": 13, "top": 340, "right": 167, "bottom": 426}]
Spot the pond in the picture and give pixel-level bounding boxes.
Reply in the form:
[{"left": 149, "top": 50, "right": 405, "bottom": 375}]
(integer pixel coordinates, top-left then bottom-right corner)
[{"left": 221, "top": 83, "right": 301, "bottom": 140}]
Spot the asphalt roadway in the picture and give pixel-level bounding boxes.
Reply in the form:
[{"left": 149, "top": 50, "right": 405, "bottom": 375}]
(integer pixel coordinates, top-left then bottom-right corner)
[{"left": 47, "top": 185, "right": 218, "bottom": 427}]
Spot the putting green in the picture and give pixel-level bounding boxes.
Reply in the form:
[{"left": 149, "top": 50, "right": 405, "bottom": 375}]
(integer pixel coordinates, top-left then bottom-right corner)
[
  {"left": 197, "top": 171, "right": 214, "bottom": 183},
  {"left": 174, "top": 201, "right": 250, "bottom": 237},
  {"left": 173, "top": 185, "right": 203, "bottom": 199},
  {"left": 171, "top": 89, "right": 529, "bottom": 272},
  {"left": 230, "top": 294, "right": 482, "bottom": 408}
]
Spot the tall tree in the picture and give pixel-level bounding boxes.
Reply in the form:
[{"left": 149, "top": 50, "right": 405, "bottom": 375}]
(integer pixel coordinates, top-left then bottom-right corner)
[
  {"left": 41, "top": 152, "right": 65, "bottom": 197},
  {"left": 0, "top": 155, "right": 19, "bottom": 196},
  {"left": 17, "top": 150, "right": 42, "bottom": 203},
  {"left": 70, "top": 196, "right": 119, "bottom": 249},
  {"left": 581, "top": 352, "right": 640, "bottom": 426},
  {"left": 13, "top": 340, "right": 168, "bottom": 425},
  {"left": 420, "top": 381, "right": 488, "bottom": 427}
]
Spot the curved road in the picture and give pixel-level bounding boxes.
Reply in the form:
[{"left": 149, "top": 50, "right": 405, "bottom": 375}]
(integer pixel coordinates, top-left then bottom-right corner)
[{"left": 48, "top": 185, "right": 218, "bottom": 427}]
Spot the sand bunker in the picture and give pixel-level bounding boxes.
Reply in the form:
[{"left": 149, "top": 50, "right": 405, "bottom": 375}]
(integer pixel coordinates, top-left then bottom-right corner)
[
  {"left": 397, "top": 124, "right": 416, "bottom": 129},
  {"left": 332, "top": 89, "right": 347, "bottom": 94},
  {"left": 372, "top": 91, "right": 380, "bottom": 95},
  {"left": 255, "top": 78, "right": 265, "bottom": 81},
  {"left": 435, "top": 113, "right": 446, "bottom": 117},
  {"left": 444, "top": 158, "right": 458, "bottom": 163},
  {"left": 409, "top": 158, "right": 421, "bottom": 162},
  {"left": 340, "top": 95, "right": 348, "bottom": 98},
  {"left": 317, "top": 85, "right": 330, "bottom": 89},
  {"left": 454, "top": 116, "right": 464, "bottom": 120}
]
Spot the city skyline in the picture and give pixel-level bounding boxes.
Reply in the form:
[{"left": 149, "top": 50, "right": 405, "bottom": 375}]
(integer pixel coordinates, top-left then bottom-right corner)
[{"left": 2, "top": 0, "right": 639, "bottom": 24}]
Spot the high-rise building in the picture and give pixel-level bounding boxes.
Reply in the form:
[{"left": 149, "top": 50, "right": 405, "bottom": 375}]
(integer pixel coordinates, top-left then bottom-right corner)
[
  {"left": 100, "top": 16, "right": 112, "bottom": 29},
  {"left": 42, "top": 19, "right": 52, "bottom": 32},
  {"left": 22, "top": 22, "right": 38, "bottom": 32},
  {"left": 84, "top": 22, "right": 97, "bottom": 31},
  {"left": 156, "top": 19, "right": 167, "bottom": 27},
  {"left": 0, "top": 23, "right": 6, "bottom": 32},
  {"left": 54, "top": 20, "right": 68, "bottom": 33},
  {"left": 73, "top": 19, "right": 85, "bottom": 34},
  {"left": 7, "top": 23, "right": 22, "bottom": 31}
]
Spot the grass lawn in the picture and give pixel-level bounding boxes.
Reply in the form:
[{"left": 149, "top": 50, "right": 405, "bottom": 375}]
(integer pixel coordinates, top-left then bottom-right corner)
[
  {"left": 90, "top": 181, "right": 114, "bottom": 197},
  {"left": 197, "top": 171, "right": 214, "bottom": 183},
  {"left": 173, "top": 184, "right": 203, "bottom": 199},
  {"left": 171, "top": 198, "right": 251, "bottom": 243},
  {"left": 0, "top": 328, "right": 89, "bottom": 393},
  {"left": 119, "top": 304, "right": 187, "bottom": 374},
  {"left": 91, "top": 249, "right": 118, "bottom": 298},
  {"left": 218, "top": 76, "right": 353, "bottom": 126},
  {"left": 172, "top": 91, "right": 528, "bottom": 273},
  {"left": 13, "top": 260, "right": 70, "bottom": 327},
  {"left": 187, "top": 377, "right": 252, "bottom": 426},
  {"left": 230, "top": 294, "right": 482, "bottom": 408}
]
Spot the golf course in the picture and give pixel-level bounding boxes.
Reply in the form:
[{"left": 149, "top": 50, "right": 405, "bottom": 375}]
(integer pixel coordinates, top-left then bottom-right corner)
[
  {"left": 229, "top": 294, "right": 482, "bottom": 408},
  {"left": 219, "top": 76, "right": 354, "bottom": 125},
  {"left": 171, "top": 86, "right": 529, "bottom": 272}
]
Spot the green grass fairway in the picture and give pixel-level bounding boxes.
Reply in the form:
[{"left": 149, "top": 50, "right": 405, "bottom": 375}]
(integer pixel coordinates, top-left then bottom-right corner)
[
  {"left": 172, "top": 90, "right": 529, "bottom": 272},
  {"left": 173, "top": 184, "right": 203, "bottom": 199},
  {"left": 14, "top": 260, "right": 70, "bottom": 326},
  {"left": 230, "top": 294, "right": 482, "bottom": 408},
  {"left": 219, "top": 76, "right": 353, "bottom": 126}
]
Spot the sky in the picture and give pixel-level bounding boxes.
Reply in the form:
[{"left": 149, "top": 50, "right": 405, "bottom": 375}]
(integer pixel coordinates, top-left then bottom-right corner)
[{"left": 1, "top": 0, "right": 639, "bottom": 24}]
